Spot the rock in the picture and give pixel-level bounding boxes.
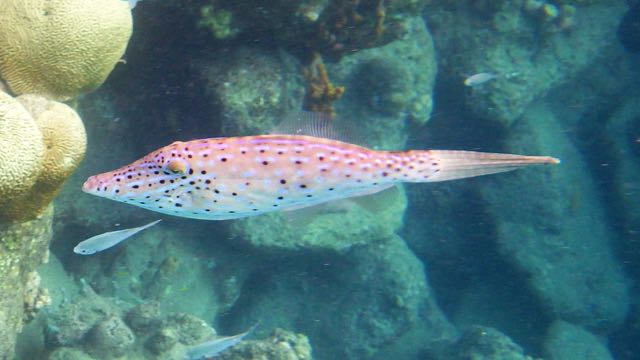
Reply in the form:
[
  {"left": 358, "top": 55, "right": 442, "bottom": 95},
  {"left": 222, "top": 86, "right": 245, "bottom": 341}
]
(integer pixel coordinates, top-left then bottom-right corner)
[
  {"left": 218, "top": 328, "right": 313, "bottom": 360},
  {"left": 544, "top": 320, "right": 613, "bottom": 360},
  {"left": 44, "top": 284, "right": 121, "bottom": 347},
  {"left": 443, "top": 325, "right": 537, "bottom": 360},
  {"left": 224, "top": 234, "right": 455, "bottom": 359},
  {"left": 48, "top": 347, "right": 95, "bottom": 360},
  {"left": 197, "top": 0, "right": 427, "bottom": 60},
  {"left": 327, "top": 16, "right": 437, "bottom": 149},
  {"left": 201, "top": 47, "right": 304, "bottom": 136},
  {"left": 605, "top": 94, "right": 640, "bottom": 272},
  {"left": 87, "top": 315, "right": 135, "bottom": 358},
  {"left": 232, "top": 186, "right": 407, "bottom": 253},
  {"left": 424, "top": 1, "right": 627, "bottom": 125},
  {"left": 0, "top": 206, "right": 53, "bottom": 360},
  {"left": 163, "top": 312, "right": 215, "bottom": 346},
  {"left": 145, "top": 327, "right": 179, "bottom": 355},
  {"left": 617, "top": 3, "right": 640, "bottom": 53},
  {"left": 480, "top": 102, "right": 629, "bottom": 331},
  {"left": 125, "top": 301, "right": 162, "bottom": 334}
]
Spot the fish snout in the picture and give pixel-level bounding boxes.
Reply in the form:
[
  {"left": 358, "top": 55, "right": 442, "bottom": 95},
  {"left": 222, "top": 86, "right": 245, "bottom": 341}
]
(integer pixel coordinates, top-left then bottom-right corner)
[{"left": 82, "top": 176, "right": 102, "bottom": 194}]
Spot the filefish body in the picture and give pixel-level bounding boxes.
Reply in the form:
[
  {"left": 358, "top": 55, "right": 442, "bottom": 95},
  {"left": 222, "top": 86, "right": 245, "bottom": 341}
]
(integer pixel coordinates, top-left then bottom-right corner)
[{"left": 82, "top": 135, "right": 559, "bottom": 220}]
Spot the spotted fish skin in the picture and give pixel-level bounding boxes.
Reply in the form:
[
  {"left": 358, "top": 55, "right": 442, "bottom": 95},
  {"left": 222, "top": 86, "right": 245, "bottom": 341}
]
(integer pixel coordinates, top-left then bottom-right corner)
[{"left": 82, "top": 135, "right": 559, "bottom": 220}]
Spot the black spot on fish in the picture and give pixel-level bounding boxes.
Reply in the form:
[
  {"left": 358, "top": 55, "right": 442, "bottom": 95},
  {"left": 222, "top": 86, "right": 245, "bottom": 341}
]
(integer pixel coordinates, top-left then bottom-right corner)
[
  {"left": 175, "top": 203, "right": 182, "bottom": 207},
  {"left": 280, "top": 179, "right": 287, "bottom": 184}
]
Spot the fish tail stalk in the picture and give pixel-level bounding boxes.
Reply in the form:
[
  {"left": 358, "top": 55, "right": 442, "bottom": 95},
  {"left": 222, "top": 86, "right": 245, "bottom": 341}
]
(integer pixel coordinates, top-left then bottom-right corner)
[{"left": 394, "top": 150, "right": 560, "bottom": 183}]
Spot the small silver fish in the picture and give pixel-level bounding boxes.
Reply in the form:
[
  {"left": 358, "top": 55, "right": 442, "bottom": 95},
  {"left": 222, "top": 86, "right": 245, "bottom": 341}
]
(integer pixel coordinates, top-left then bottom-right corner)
[
  {"left": 73, "top": 220, "right": 161, "bottom": 255},
  {"left": 464, "top": 72, "right": 498, "bottom": 86},
  {"left": 184, "top": 325, "right": 256, "bottom": 360}
]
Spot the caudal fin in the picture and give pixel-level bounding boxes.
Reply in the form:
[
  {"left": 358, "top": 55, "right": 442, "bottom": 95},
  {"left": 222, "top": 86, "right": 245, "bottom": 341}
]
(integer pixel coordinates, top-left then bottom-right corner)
[{"left": 416, "top": 150, "right": 560, "bottom": 182}]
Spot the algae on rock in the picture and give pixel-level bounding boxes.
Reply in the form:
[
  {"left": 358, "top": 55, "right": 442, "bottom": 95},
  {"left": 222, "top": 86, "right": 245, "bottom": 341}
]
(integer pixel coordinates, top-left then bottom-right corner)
[
  {"left": 423, "top": 0, "right": 627, "bottom": 125},
  {"left": 0, "top": 206, "right": 53, "bottom": 360},
  {"left": 480, "top": 103, "right": 629, "bottom": 331},
  {"left": 222, "top": 234, "right": 456, "bottom": 359}
]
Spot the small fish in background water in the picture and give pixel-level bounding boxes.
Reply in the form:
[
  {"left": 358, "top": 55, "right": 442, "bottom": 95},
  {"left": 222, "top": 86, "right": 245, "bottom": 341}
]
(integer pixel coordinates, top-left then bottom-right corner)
[
  {"left": 184, "top": 325, "right": 256, "bottom": 360},
  {"left": 82, "top": 112, "right": 559, "bottom": 220},
  {"left": 73, "top": 220, "right": 161, "bottom": 255},
  {"left": 464, "top": 72, "right": 499, "bottom": 86}
]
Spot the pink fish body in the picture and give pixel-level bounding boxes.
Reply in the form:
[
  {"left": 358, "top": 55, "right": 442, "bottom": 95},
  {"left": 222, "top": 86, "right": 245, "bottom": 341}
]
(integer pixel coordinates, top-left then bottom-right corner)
[{"left": 82, "top": 134, "right": 559, "bottom": 220}]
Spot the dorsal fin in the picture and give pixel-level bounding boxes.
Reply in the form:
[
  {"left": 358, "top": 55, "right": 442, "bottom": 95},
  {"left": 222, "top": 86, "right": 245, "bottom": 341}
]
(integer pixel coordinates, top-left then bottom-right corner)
[{"left": 271, "top": 111, "right": 366, "bottom": 146}]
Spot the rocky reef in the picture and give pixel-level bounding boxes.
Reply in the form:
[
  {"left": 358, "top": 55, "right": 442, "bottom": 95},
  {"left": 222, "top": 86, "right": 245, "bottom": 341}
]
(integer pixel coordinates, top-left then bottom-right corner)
[
  {"left": 0, "top": 1, "right": 134, "bottom": 359},
  {"left": 4, "top": 0, "right": 640, "bottom": 359}
]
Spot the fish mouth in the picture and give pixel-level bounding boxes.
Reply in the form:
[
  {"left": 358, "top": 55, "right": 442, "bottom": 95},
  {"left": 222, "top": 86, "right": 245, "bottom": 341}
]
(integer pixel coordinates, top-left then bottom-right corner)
[{"left": 82, "top": 176, "right": 100, "bottom": 194}]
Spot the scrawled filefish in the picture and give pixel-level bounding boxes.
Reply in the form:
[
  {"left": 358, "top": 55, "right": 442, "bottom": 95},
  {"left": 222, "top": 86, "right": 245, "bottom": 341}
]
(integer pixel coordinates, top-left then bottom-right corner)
[
  {"left": 82, "top": 113, "right": 559, "bottom": 220},
  {"left": 184, "top": 325, "right": 255, "bottom": 360},
  {"left": 74, "top": 220, "right": 161, "bottom": 255}
]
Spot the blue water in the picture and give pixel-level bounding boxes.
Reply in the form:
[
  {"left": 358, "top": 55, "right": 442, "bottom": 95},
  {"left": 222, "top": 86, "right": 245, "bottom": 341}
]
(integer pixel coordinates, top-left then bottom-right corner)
[{"left": 7, "top": 1, "right": 640, "bottom": 359}]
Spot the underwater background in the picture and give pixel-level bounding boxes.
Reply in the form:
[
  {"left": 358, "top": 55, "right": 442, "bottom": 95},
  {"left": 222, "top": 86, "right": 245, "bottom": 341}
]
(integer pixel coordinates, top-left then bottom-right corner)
[{"left": 1, "top": 0, "right": 639, "bottom": 359}]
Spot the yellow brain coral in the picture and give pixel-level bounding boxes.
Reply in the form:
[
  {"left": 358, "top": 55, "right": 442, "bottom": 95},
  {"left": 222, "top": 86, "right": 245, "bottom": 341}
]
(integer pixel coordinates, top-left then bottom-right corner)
[
  {"left": 0, "top": 93, "right": 86, "bottom": 222},
  {"left": 0, "top": 0, "right": 132, "bottom": 100},
  {"left": 17, "top": 95, "right": 87, "bottom": 189},
  {"left": 0, "top": 92, "right": 45, "bottom": 203}
]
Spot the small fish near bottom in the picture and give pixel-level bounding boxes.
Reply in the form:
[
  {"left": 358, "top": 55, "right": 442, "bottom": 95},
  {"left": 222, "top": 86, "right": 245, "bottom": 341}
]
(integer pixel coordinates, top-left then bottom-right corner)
[{"left": 184, "top": 325, "right": 256, "bottom": 360}]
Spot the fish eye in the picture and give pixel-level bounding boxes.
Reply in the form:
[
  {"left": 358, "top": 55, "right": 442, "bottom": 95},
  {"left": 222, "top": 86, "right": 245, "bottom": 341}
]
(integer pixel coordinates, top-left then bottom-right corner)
[{"left": 162, "top": 159, "right": 189, "bottom": 175}]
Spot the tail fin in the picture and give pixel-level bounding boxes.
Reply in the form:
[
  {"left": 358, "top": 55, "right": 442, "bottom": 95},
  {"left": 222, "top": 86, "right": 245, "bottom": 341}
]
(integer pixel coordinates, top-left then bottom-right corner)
[{"left": 411, "top": 150, "right": 560, "bottom": 182}]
